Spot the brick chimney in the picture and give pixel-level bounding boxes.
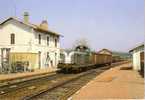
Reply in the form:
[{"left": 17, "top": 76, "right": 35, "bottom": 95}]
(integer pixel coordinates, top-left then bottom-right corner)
[
  {"left": 40, "top": 20, "right": 48, "bottom": 30},
  {"left": 23, "top": 12, "right": 29, "bottom": 23}
]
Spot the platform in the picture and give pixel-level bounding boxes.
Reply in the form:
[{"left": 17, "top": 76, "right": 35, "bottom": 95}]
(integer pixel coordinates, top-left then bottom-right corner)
[
  {"left": 72, "top": 63, "right": 144, "bottom": 99},
  {"left": 0, "top": 67, "right": 57, "bottom": 86}
]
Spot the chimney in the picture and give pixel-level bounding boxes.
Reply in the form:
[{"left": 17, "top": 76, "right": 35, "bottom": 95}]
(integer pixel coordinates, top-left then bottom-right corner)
[
  {"left": 23, "top": 12, "right": 29, "bottom": 23},
  {"left": 40, "top": 20, "right": 48, "bottom": 30}
]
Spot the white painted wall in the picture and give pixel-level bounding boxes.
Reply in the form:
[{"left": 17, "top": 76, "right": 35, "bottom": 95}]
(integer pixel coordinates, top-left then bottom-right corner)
[
  {"left": 0, "top": 19, "right": 60, "bottom": 70},
  {"left": 132, "top": 49, "right": 144, "bottom": 71},
  {"left": 132, "top": 52, "right": 141, "bottom": 70},
  {"left": 0, "top": 20, "right": 35, "bottom": 52}
]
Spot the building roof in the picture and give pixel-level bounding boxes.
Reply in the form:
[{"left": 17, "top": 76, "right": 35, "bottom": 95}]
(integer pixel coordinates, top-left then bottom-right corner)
[
  {"left": 97, "top": 48, "right": 112, "bottom": 55},
  {"left": 0, "top": 17, "right": 62, "bottom": 36},
  {"left": 129, "top": 44, "right": 144, "bottom": 52}
]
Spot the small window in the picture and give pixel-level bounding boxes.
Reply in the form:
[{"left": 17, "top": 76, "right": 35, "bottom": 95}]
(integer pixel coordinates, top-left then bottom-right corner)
[
  {"left": 10, "top": 33, "right": 15, "bottom": 44},
  {"left": 55, "top": 38, "right": 57, "bottom": 47},
  {"left": 38, "top": 34, "right": 41, "bottom": 44},
  {"left": 47, "top": 36, "right": 49, "bottom": 46}
]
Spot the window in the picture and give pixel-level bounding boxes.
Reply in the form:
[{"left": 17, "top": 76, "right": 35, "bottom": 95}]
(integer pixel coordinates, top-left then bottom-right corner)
[
  {"left": 38, "top": 34, "right": 41, "bottom": 44},
  {"left": 10, "top": 33, "right": 15, "bottom": 44},
  {"left": 55, "top": 38, "right": 57, "bottom": 47},
  {"left": 47, "top": 36, "right": 49, "bottom": 46}
]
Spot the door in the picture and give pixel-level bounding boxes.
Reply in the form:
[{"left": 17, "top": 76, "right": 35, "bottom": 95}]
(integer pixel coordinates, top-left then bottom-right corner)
[
  {"left": 140, "top": 52, "right": 144, "bottom": 77},
  {"left": 55, "top": 53, "right": 57, "bottom": 66},
  {"left": 38, "top": 51, "right": 41, "bottom": 69},
  {"left": 45, "top": 52, "right": 50, "bottom": 67}
]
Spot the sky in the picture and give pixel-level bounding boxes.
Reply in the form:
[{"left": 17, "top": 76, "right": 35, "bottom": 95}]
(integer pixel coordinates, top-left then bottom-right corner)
[{"left": 0, "top": 0, "right": 144, "bottom": 52}]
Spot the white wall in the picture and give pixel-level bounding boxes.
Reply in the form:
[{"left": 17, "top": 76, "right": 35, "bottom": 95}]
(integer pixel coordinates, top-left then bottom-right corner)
[
  {"left": 0, "top": 19, "right": 60, "bottom": 69},
  {"left": 132, "top": 49, "right": 144, "bottom": 71},
  {"left": 33, "top": 30, "right": 60, "bottom": 68},
  {"left": 133, "top": 52, "right": 141, "bottom": 70},
  {"left": 32, "top": 45, "right": 60, "bottom": 69},
  {"left": 0, "top": 20, "right": 35, "bottom": 52}
]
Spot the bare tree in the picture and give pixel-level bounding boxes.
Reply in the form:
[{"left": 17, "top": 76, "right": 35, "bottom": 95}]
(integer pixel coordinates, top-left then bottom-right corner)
[{"left": 72, "top": 38, "right": 91, "bottom": 50}]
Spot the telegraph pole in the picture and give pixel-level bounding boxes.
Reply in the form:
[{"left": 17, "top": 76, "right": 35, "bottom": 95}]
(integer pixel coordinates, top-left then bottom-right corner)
[{"left": 12, "top": 0, "right": 17, "bottom": 16}]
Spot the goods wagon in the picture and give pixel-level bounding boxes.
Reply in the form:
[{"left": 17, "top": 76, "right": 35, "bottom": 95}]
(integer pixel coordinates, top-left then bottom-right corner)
[{"left": 89, "top": 52, "right": 111, "bottom": 65}]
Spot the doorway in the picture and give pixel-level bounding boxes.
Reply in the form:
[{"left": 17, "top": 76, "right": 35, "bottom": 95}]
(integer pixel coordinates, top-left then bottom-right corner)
[
  {"left": 38, "top": 51, "right": 41, "bottom": 69},
  {"left": 140, "top": 52, "right": 144, "bottom": 77},
  {"left": 55, "top": 53, "right": 57, "bottom": 66}
]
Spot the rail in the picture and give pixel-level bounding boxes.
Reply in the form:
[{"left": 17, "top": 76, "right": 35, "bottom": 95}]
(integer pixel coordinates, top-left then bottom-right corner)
[{"left": 0, "top": 61, "right": 129, "bottom": 99}]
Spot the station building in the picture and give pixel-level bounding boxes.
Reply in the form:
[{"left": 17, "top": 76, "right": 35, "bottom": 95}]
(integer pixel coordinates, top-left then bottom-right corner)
[
  {"left": 0, "top": 12, "right": 61, "bottom": 72},
  {"left": 129, "top": 44, "right": 144, "bottom": 71}
]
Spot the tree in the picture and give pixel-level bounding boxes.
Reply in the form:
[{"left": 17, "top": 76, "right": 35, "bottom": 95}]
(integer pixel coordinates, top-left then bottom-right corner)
[{"left": 72, "top": 38, "right": 91, "bottom": 50}]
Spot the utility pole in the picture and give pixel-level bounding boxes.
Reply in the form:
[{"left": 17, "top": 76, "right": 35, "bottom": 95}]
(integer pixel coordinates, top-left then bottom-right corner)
[{"left": 12, "top": 0, "right": 17, "bottom": 16}]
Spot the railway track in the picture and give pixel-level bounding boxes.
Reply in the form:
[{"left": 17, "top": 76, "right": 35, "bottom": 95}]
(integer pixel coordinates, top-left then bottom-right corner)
[
  {"left": 0, "top": 74, "right": 78, "bottom": 99},
  {"left": 0, "top": 72, "right": 57, "bottom": 93},
  {"left": 24, "top": 67, "right": 107, "bottom": 100},
  {"left": 23, "top": 61, "right": 129, "bottom": 100},
  {"left": 0, "top": 61, "right": 128, "bottom": 100},
  {"left": 0, "top": 66, "right": 109, "bottom": 100}
]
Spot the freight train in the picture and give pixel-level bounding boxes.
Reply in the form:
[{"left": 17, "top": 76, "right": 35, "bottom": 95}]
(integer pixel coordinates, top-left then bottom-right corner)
[{"left": 58, "top": 45, "right": 112, "bottom": 73}]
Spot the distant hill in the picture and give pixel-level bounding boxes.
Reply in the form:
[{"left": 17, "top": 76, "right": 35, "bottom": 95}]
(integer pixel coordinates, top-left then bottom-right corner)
[{"left": 112, "top": 51, "right": 131, "bottom": 59}]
